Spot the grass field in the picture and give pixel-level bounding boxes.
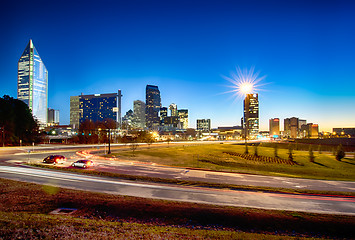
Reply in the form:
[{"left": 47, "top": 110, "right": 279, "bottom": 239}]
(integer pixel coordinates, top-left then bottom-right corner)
[
  {"left": 114, "top": 143, "right": 355, "bottom": 181},
  {"left": 1, "top": 178, "right": 354, "bottom": 239}
]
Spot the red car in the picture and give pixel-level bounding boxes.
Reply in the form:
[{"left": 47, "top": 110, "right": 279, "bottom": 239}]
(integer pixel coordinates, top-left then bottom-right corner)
[{"left": 43, "top": 155, "right": 67, "bottom": 164}]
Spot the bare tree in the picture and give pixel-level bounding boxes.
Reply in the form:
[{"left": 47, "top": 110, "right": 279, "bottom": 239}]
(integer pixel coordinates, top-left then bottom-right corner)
[{"left": 130, "top": 141, "right": 139, "bottom": 156}]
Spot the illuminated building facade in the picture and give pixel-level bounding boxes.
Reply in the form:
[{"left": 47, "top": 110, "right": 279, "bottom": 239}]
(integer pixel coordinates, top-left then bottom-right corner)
[
  {"left": 269, "top": 118, "right": 280, "bottom": 138},
  {"left": 300, "top": 123, "right": 319, "bottom": 138},
  {"left": 159, "top": 107, "right": 168, "bottom": 125},
  {"left": 18, "top": 39, "right": 48, "bottom": 125},
  {"left": 70, "top": 92, "right": 122, "bottom": 128},
  {"left": 178, "top": 109, "right": 188, "bottom": 129},
  {"left": 243, "top": 93, "right": 259, "bottom": 139},
  {"left": 197, "top": 119, "right": 211, "bottom": 132},
  {"left": 145, "top": 85, "right": 161, "bottom": 129},
  {"left": 47, "top": 108, "right": 60, "bottom": 126},
  {"left": 299, "top": 119, "right": 307, "bottom": 129},
  {"left": 163, "top": 116, "right": 180, "bottom": 128},
  {"left": 284, "top": 117, "right": 299, "bottom": 138},
  {"left": 122, "top": 109, "right": 134, "bottom": 129},
  {"left": 70, "top": 96, "right": 80, "bottom": 129},
  {"left": 132, "top": 100, "right": 145, "bottom": 129},
  {"left": 332, "top": 128, "right": 355, "bottom": 137},
  {"left": 169, "top": 103, "right": 178, "bottom": 116}
]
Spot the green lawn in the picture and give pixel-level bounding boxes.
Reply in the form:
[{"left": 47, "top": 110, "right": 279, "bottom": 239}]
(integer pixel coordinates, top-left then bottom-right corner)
[
  {"left": 115, "top": 143, "right": 355, "bottom": 181},
  {"left": 1, "top": 178, "right": 353, "bottom": 239}
]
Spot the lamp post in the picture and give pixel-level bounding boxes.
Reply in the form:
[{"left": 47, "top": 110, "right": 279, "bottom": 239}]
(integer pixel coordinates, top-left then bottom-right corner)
[
  {"left": 108, "top": 128, "right": 111, "bottom": 154},
  {"left": 1, "top": 126, "right": 4, "bottom": 147},
  {"left": 244, "top": 119, "right": 248, "bottom": 154}
]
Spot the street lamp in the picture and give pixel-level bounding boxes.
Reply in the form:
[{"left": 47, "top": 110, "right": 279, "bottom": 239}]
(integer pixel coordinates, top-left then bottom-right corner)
[
  {"left": 1, "top": 126, "right": 4, "bottom": 147},
  {"left": 108, "top": 128, "right": 111, "bottom": 154},
  {"left": 100, "top": 128, "right": 112, "bottom": 155}
]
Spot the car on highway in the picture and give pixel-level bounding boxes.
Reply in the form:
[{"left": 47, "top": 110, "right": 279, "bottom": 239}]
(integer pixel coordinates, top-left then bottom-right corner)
[
  {"left": 43, "top": 155, "right": 67, "bottom": 164},
  {"left": 71, "top": 160, "right": 95, "bottom": 168}
]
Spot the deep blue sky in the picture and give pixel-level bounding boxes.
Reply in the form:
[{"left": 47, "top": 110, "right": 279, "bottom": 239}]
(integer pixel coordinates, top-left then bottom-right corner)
[{"left": 1, "top": 0, "right": 354, "bottom": 131}]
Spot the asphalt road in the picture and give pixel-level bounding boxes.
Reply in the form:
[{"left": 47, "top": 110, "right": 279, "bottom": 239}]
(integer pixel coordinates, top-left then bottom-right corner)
[
  {"left": 6, "top": 144, "right": 355, "bottom": 193},
  {"left": 1, "top": 165, "right": 354, "bottom": 216},
  {"left": 0, "top": 144, "right": 355, "bottom": 215}
]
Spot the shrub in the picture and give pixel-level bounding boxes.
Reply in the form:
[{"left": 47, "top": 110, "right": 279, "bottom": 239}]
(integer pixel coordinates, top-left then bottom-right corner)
[
  {"left": 335, "top": 144, "right": 345, "bottom": 161},
  {"left": 254, "top": 145, "right": 258, "bottom": 156},
  {"left": 309, "top": 145, "right": 315, "bottom": 163},
  {"left": 274, "top": 144, "right": 278, "bottom": 158}
]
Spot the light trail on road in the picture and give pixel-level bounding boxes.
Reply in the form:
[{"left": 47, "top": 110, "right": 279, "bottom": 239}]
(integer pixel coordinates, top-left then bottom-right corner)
[{"left": 0, "top": 166, "right": 354, "bottom": 216}]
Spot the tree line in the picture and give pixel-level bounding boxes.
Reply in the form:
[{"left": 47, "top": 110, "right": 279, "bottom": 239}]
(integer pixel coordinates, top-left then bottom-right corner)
[
  {"left": 74, "top": 119, "right": 156, "bottom": 145},
  {"left": 0, "top": 95, "right": 40, "bottom": 146}
]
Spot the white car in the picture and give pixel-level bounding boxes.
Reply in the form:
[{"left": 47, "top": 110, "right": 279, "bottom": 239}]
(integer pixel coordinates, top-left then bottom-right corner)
[{"left": 71, "top": 160, "right": 95, "bottom": 168}]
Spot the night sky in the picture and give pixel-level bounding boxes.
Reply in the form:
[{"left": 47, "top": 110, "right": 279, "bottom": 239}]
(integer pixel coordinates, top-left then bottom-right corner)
[{"left": 1, "top": 0, "right": 354, "bottom": 131}]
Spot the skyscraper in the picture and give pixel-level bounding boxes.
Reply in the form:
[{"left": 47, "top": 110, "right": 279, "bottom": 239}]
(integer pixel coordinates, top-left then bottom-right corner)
[
  {"left": 145, "top": 85, "right": 161, "bottom": 129},
  {"left": 18, "top": 39, "right": 48, "bottom": 125},
  {"left": 159, "top": 107, "right": 168, "bottom": 125},
  {"left": 269, "top": 118, "right": 280, "bottom": 137},
  {"left": 284, "top": 117, "right": 299, "bottom": 138},
  {"left": 132, "top": 100, "right": 146, "bottom": 129},
  {"left": 169, "top": 103, "right": 178, "bottom": 116},
  {"left": 70, "top": 96, "right": 81, "bottom": 129},
  {"left": 70, "top": 92, "right": 122, "bottom": 128},
  {"left": 178, "top": 109, "right": 188, "bottom": 129},
  {"left": 243, "top": 93, "right": 259, "bottom": 139},
  {"left": 122, "top": 109, "right": 134, "bottom": 129},
  {"left": 48, "top": 108, "right": 60, "bottom": 126}
]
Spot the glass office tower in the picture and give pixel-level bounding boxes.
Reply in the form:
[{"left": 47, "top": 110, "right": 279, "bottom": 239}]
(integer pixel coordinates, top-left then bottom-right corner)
[
  {"left": 79, "top": 93, "right": 119, "bottom": 123},
  {"left": 243, "top": 93, "right": 259, "bottom": 139},
  {"left": 70, "top": 91, "right": 122, "bottom": 129},
  {"left": 18, "top": 39, "right": 48, "bottom": 125},
  {"left": 145, "top": 85, "right": 161, "bottom": 129}
]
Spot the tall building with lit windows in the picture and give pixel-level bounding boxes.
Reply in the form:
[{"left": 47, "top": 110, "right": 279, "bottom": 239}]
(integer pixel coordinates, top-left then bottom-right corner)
[
  {"left": 132, "top": 100, "right": 146, "bottom": 129},
  {"left": 48, "top": 108, "right": 60, "bottom": 126},
  {"left": 159, "top": 107, "right": 168, "bottom": 125},
  {"left": 18, "top": 39, "right": 48, "bottom": 125},
  {"left": 70, "top": 96, "right": 81, "bottom": 129},
  {"left": 70, "top": 91, "right": 122, "bottom": 129},
  {"left": 169, "top": 103, "right": 178, "bottom": 116},
  {"left": 243, "top": 93, "right": 259, "bottom": 139},
  {"left": 145, "top": 85, "right": 161, "bottom": 129},
  {"left": 269, "top": 118, "right": 280, "bottom": 138},
  {"left": 178, "top": 109, "right": 188, "bottom": 129},
  {"left": 284, "top": 117, "right": 299, "bottom": 138}
]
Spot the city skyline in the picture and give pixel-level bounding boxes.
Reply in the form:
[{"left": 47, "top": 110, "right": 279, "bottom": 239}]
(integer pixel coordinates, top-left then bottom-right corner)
[{"left": 1, "top": 1, "right": 355, "bottom": 131}]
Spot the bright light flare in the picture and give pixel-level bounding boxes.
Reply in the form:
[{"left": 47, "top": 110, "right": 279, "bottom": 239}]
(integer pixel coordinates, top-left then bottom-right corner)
[
  {"left": 240, "top": 82, "right": 254, "bottom": 94},
  {"left": 223, "top": 67, "right": 266, "bottom": 99}
]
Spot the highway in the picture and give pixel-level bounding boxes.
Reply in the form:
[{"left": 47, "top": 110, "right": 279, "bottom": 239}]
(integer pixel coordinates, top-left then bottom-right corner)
[
  {"left": 1, "top": 165, "right": 354, "bottom": 215},
  {"left": 0, "top": 144, "right": 355, "bottom": 215}
]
